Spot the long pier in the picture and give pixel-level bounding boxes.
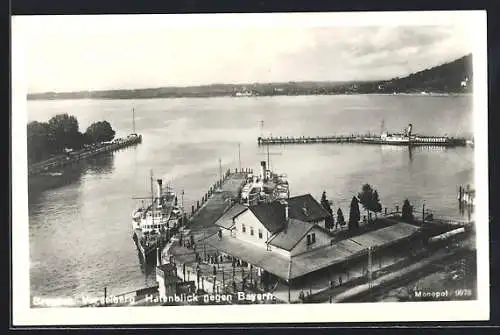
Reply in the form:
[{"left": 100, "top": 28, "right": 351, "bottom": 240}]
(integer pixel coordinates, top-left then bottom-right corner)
[
  {"left": 28, "top": 134, "right": 142, "bottom": 176},
  {"left": 257, "top": 135, "right": 469, "bottom": 147}
]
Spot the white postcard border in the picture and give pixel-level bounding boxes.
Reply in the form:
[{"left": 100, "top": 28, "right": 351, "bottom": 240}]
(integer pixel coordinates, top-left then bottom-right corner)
[{"left": 12, "top": 10, "right": 489, "bottom": 325}]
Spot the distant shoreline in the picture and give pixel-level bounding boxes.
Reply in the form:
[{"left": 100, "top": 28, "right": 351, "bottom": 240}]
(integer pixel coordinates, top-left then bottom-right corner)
[{"left": 27, "top": 92, "right": 473, "bottom": 102}]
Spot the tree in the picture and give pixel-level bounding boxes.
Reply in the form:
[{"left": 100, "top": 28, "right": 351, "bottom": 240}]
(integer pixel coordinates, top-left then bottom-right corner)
[
  {"left": 348, "top": 196, "right": 360, "bottom": 231},
  {"left": 85, "top": 121, "right": 116, "bottom": 144},
  {"left": 320, "top": 191, "right": 335, "bottom": 230},
  {"left": 402, "top": 199, "right": 414, "bottom": 222},
  {"left": 358, "top": 184, "right": 382, "bottom": 222},
  {"left": 47, "top": 113, "right": 81, "bottom": 151},
  {"left": 27, "top": 121, "right": 52, "bottom": 163},
  {"left": 372, "top": 190, "right": 382, "bottom": 217},
  {"left": 320, "top": 191, "right": 327, "bottom": 207},
  {"left": 337, "top": 208, "right": 345, "bottom": 228}
]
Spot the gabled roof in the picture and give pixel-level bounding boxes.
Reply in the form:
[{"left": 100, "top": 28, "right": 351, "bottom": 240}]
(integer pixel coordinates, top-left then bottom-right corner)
[
  {"left": 248, "top": 201, "right": 286, "bottom": 234},
  {"left": 287, "top": 194, "right": 330, "bottom": 222},
  {"left": 204, "top": 221, "right": 420, "bottom": 280},
  {"left": 268, "top": 218, "right": 317, "bottom": 251},
  {"left": 213, "top": 203, "right": 249, "bottom": 230}
]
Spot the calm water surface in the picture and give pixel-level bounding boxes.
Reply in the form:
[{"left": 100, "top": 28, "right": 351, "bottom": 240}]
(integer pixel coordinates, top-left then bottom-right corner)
[{"left": 27, "top": 95, "right": 474, "bottom": 301}]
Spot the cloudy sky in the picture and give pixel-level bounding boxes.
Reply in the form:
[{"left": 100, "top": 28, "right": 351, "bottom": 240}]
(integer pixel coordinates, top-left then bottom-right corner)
[{"left": 13, "top": 13, "right": 474, "bottom": 93}]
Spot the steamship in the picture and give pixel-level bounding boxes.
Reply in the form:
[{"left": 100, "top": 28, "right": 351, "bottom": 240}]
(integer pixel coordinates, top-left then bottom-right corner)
[
  {"left": 377, "top": 123, "right": 469, "bottom": 146},
  {"left": 240, "top": 160, "right": 290, "bottom": 206},
  {"left": 131, "top": 173, "right": 183, "bottom": 262}
]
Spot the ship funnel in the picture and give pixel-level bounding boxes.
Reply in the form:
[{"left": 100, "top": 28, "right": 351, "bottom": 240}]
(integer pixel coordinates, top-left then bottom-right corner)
[
  {"left": 407, "top": 124, "right": 413, "bottom": 136},
  {"left": 157, "top": 179, "right": 163, "bottom": 200},
  {"left": 260, "top": 161, "right": 267, "bottom": 181}
]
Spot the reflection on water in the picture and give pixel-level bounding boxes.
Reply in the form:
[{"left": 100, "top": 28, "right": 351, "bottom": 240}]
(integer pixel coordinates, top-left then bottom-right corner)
[
  {"left": 27, "top": 95, "right": 474, "bottom": 299},
  {"left": 137, "top": 250, "right": 156, "bottom": 276},
  {"left": 28, "top": 153, "right": 116, "bottom": 203}
]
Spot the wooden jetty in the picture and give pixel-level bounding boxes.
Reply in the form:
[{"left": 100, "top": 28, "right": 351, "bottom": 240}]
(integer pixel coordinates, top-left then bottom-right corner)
[
  {"left": 28, "top": 134, "right": 142, "bottom": 176},
  {"left": 257, "top": 123, "right": 471, "bottom": 147},
  {"left": 257, "top": 134, "right": 468, "bottom": 147},
  {"left": 458, "top": 184, "right": 475, "bottom": 206}
]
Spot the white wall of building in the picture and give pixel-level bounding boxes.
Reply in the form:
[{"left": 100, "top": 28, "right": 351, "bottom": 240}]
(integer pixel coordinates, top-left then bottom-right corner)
[
  {"left": 267, "top": 243, "right": 291, "bottom": 258},
  {"left": 233, "top": 210, "right": 272, "bottom": 250},
  {"left": 315, "top": 218, "right": 326, "bottom": 231},
  {"left": 290, "top": 226, "right": 331, "bottom": 256}
]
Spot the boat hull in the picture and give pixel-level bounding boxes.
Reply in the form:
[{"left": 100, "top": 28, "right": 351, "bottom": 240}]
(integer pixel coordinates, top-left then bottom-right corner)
[{"left": 132, "top": 230, "right": 159, "bottom": 263}]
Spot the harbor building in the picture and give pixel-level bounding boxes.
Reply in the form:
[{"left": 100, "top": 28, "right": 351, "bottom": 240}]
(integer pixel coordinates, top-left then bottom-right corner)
[
  {"left": 156, "top": 168, "right": 471, "bottom": 304},
  {"left": 204, "top": 196, "right": 425, "bottom": 302},
  {"left": 214, "top": 195, "right": 331, "bottom": 257}
]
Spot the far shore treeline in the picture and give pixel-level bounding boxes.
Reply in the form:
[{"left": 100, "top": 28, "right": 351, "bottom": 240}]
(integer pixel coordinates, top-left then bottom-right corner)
[
  {"left": 27, "top": 114, "right": 116, "bottom": 164},
  {"left": 27, "top": 54, "right": 472, "bottom": 100}
]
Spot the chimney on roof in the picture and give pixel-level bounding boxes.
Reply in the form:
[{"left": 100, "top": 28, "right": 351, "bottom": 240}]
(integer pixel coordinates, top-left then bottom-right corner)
[
  {"left": 302, "top": 202, "right": 309, "bottom": 217},
  {"left": 260, "top": 161, "right": 267, "bottom": 182}
]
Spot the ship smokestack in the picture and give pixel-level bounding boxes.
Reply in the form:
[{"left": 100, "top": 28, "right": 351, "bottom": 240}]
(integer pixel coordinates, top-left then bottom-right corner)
[
  {"left": 157, "top": 179, "right": 163, "bottom": 200},
  {"left": 407, "top": 124, "right": 413, "bottom": 136},
  {"left": 281, "top": 199, "right": 289, "bottom": 221},
  {"left": 281, "top": 200, "right": 289, "bottom": 231},
  {"left": 260, "top": 161, "right": 267, "bottom": 181}
]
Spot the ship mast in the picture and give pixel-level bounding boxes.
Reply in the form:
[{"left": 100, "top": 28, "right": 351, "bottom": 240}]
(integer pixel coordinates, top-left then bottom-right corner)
[
  {"left": 150, "top": 170, "right": 154, "bottom": 225},
  {"left": 132, "top": 108, "right": 136, "bottom": 134},
  {"left": 267, "top": 143, "right": 270, "bottom": 171},
  {"left": 380, "top": 119, "right": 385, "bottom": 134}
]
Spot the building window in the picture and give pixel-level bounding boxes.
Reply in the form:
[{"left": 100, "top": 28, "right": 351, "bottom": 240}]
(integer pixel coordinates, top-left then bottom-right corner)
[
  {"left": 242, "top": 224, "right": 246, "bottom": 233},
  {"left": 307, "top": 233, "right": 316, "bottom": 245},
  {"left": 250, "top": 227, "right": 254, "bottom": 236},
  {"left": 258, "top": 229, "right": 263, "bottom": 239}
]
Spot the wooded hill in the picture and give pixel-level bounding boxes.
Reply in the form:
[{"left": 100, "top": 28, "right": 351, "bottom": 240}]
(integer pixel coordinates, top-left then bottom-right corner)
[{"left": 357, "top": 53, "right": 473, "bottom": 94}]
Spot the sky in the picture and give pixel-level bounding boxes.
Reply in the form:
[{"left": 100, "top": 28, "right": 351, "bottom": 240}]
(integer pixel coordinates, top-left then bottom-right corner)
[{"left": 13, "top": 13, "right": 475, "bottom": 93}]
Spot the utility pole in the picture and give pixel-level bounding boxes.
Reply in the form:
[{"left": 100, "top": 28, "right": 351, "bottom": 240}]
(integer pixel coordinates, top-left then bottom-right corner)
[
  {"left": 238, "top": 143, "right": 241, "bottom": 172},
  {"left": 368, "top": 246, "right": 373, "bottom": 300},
  {"left": 150, "top": 170, "right": 154, "bottom": 227},
  {"left": 181, "top": 189, "right": 184, "bottom": 210},
  {"left": 422, "top": 203, "right": 425, "bottom": 224},
  {"left": 287, "top": 258, "right": 292, "bottom": 303},
  {"left": 104, "top": 287, "right": 107, "bottom": 307},
  {"left": 222, "top": 268, "right": 225, "bottom": 294},
  {"left": 203, "top": 230, "right": 207, "bottom": 261},
  {"left": 219, "top": 158, "right": 222, "bottom": 182}
]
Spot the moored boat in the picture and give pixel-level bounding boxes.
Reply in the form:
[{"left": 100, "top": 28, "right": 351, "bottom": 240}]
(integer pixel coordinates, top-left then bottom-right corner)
[
  {"left": 240, "top": 161, "right": 290, "bottom": 206},
  {"left": 132, "top": 172, "right": 183, "bottom": 262}
]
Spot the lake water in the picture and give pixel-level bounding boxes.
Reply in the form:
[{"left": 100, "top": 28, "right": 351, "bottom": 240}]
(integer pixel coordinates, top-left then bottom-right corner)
[{"left": 27, "top": 94, "right": 474, "bottom": 301}]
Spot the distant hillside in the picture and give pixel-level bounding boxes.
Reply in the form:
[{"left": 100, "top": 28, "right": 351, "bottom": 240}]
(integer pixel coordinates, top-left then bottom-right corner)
[
  {"left": 27, "top": 54, "right": 472, "bottom": 100},
  {"left": 358, "top": 54, "right": 473, "bottom": 94}
]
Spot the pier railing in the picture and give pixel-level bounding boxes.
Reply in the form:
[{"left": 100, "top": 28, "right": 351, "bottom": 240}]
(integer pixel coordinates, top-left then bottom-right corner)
[
  {"left": 257, "top": 134, "right": 468, "bottom": 147},
  {"left": 29, "top": 134, "right": 142, "bottom": 175},
  {"left": 186, "top": 168, "right": 253, "bottom": 221}
]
